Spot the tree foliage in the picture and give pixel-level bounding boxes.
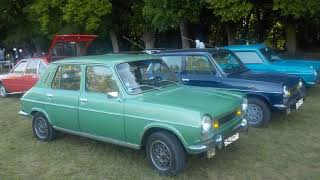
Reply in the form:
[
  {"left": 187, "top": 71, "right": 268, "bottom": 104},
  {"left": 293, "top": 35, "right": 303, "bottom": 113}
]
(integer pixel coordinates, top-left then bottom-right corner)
[{"left": 273, "top": 0, "right": 320, "bottom": 18}]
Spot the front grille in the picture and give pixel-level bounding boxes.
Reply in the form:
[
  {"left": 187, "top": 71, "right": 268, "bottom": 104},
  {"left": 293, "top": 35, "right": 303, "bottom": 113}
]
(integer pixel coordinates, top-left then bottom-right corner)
[{"left": 218, "top": 111, "right": 236, "bottom": 125}]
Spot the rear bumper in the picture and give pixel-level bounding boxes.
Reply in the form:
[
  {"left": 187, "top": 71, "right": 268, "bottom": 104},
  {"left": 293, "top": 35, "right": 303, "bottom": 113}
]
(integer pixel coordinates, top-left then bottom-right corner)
[{"left": 186, "top": 118, "right": 248, "bottom": 155}]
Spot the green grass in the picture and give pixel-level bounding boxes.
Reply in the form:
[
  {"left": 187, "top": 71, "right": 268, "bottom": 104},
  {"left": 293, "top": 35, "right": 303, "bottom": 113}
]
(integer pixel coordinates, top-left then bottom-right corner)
[{"left": 1, "top": 89, "right": 320, "bottom": 179}]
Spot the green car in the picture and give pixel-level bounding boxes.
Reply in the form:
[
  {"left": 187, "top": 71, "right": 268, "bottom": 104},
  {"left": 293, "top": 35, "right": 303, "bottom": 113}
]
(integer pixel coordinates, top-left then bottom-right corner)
[{"left": 19, "top": 54, "right": 248, "bottom": 175}]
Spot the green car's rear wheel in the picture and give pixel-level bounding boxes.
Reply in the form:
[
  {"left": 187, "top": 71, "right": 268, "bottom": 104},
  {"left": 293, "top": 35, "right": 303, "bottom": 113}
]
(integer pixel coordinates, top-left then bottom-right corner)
[
  {"left": 32, "top": 112, "right": 56, "bottom": 141},
  {"left": 146, "top": 131, "right": 186, "bottom": 176}
]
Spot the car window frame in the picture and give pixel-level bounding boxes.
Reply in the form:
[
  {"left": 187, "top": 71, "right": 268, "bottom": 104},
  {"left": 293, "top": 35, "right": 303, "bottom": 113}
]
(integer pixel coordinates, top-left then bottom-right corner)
[
  {"left": 10, "top": 60, "right": 28, "bottom": 74},
  {"left": 182, "top": 55, "right": 218, "bottom": 76},
  {"left": 50, "top": 64, "right": 82, "bottom": 91},
  {"left": 84, "top": 65, "right": 120, "bottom": 95},
  {"left": 233, "top": 50, "right": 267, "bottom": 64},
  {"left": 25, "top": 60, "right": 40, "bottom": 75}
]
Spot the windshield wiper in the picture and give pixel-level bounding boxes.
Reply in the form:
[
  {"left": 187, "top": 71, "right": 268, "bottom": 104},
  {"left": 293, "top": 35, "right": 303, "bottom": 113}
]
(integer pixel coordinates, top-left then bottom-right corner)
[{"left": 128, "top": 84, "right": 161, "bottom": 91}]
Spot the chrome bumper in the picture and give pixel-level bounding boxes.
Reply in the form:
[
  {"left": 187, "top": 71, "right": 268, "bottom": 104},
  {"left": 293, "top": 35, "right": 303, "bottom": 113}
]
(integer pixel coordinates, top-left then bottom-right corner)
[
  {"left": 187, "top": 119, "right": 248, "bottom": 155},
  {"left": 18, "top": 111, "right": 29, "bottom": 118}
]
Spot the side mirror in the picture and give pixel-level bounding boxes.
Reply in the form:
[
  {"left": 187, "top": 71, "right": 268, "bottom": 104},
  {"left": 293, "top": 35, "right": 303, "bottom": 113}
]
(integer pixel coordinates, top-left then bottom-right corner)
[{"left": 107, "top": 91, "right": 119, "bottom": 98}]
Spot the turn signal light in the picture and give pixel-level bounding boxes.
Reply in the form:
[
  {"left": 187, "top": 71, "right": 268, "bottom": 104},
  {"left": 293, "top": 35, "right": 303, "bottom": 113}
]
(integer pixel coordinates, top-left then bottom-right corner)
[
  {"left": 236, "top": 110, "right": 242, "bottom": 116},
  {"left": 213, "top": 120, "right": 219, "bottom": 129}
]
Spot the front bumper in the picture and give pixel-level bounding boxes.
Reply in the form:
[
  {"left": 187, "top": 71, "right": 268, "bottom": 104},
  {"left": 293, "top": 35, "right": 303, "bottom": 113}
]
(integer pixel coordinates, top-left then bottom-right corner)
[
  {"left": 18, "top": 110, "right": 30, "bottom": 119},
  {"left": 186, "top": 118, "right": 248, "bottom": 156}
]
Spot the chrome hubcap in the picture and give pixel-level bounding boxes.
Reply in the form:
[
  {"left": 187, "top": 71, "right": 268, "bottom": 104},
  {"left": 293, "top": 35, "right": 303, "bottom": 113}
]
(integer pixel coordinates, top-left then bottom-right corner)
[
  {"left": 246, "top": 104, "right": 263, "bottom": 125},
  {"left": 0, "top": 86, "right": 6, "bottom": 97},
  {"left": 150, "top": 140, "right": 172, "bottom": 171},
  {"left": 34, "top": 117, "right": 48, "bottom": 139}
]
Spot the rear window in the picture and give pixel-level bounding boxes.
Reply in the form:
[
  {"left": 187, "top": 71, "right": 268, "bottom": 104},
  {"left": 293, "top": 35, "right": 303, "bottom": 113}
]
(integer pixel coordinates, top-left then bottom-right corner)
[{"left": 234, "top": 52, "right": 263, "bottom": 64}]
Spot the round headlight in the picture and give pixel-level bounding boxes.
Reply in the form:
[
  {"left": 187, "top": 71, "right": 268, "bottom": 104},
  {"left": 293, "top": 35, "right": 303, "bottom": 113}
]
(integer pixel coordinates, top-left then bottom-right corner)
[
  {"left": 314, "top": 69, "right": 318, "bottom": 76},
  {"left": 283, "top": 86, "right": 291, "bottom": 97},
  {"left": 202, "top": 115, "right": 212, "bottom": 134},
  {"left": 242, "top": 98, "right": 248, "bottom": 111},
  {"left": 298, "top": 80, "right": 303, "bottom": 89}
]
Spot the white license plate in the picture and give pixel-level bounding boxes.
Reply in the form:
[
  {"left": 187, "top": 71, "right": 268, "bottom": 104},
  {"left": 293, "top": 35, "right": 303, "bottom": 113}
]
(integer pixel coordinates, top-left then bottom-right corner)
[
  {"left": 296, "top": 99, "right": 303, "bottom": 110},
  {"left": 224, "top": 133, "right": 239, "bottom": 147}
]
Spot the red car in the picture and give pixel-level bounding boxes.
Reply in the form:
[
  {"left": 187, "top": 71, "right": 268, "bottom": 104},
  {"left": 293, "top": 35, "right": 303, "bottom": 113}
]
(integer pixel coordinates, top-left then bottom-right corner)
[{"left": 0, "top": 34, "right": 97, "bottom": 97}]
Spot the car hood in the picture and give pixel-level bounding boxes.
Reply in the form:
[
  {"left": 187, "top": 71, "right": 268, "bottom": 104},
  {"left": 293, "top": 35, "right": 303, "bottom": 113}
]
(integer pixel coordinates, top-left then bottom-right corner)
[
  {"left": 273, "top": 59, "right": 320, "bottom": 71},
  {"left": 137, "top": 85, "right": 243, "bottom": 117},
  {"left": 229, "top": 71, "right": 299, "bottom": 86}
]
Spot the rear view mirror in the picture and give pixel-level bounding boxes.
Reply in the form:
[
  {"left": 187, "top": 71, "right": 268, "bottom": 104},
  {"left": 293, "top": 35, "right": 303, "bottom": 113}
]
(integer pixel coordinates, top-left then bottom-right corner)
[{"left": 107, "top": 91, "right": 119, "bottom": 98}]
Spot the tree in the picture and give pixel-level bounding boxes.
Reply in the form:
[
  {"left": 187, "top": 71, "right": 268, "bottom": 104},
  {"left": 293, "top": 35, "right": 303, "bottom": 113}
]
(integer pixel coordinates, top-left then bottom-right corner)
[
  {"left": 143, "top": 0, "right": 205, "bottom": 48},
  {"left": 206, "top": 0, "right": 253, "bottom": 45},
  {"left": 273, "top": 0, "right": 320, "bottom": 55}
]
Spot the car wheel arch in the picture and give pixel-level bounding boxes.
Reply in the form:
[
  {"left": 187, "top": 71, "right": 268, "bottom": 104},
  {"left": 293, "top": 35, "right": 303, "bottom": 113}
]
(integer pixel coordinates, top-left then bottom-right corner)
[
  {"left": 140, "top": 125, "right": 187, "bottom": 151},
  {"left": 246, "top": 93, "right": 272, "bottom": 109},
  {"left": 30, "top": 108, "right": 52, "bottom": 124}
]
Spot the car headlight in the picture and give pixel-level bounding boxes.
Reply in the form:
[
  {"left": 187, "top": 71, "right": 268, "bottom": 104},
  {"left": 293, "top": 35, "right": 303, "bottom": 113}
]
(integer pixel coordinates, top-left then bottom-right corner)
[
  {"left": 314, "top": 69, "right": 318, "bottom": 76},
  {"left": 283, "top": 86, "right": 291, "bottom": 97},
  {"left": 202, "top": 115, "right": 212, "bottom": 134},
  {"left": 242, "top": 98, "right": 248, "bottom": 111},
  {"left": 298, "top": 79, "right": 303, "bottom": 89}
]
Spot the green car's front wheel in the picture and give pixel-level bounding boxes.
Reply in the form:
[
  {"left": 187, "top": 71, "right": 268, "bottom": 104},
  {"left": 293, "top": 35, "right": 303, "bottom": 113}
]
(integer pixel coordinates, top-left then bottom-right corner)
[
  {"left": 146, "top": 131, "right": 186, "bottom": 176},
  {"left": 246, "top": 98, "right": 271, "bottom": 128}
]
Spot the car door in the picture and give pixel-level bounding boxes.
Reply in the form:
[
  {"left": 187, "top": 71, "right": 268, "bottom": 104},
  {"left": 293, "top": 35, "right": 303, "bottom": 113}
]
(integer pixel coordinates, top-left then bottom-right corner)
[
  {"left": 3, "top": 60, "right": 28, "bottom": 93},
  {"left": 179, "top": 55, "right": 223, "bottom": 88},
  {"left": 44, "top": 64, "right": 82, "bottom": 131},
  {"left": 23, "top": 60, "right": 40, "bottom": 91},
  {"left": 78, "top": 65, "right": 125, "bottom": 141}
]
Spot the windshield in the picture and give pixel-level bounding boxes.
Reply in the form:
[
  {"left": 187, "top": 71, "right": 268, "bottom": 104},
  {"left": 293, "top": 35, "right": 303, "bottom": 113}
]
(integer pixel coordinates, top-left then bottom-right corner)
[
  {"left": 260, "top": 47, "right": 280, "bottom": 62},
  {"left": 212, "top": 52, "right": 247, "bottom": 74},
  {"left": 116, "top": 59, "right": 179, "bottom": 94}
]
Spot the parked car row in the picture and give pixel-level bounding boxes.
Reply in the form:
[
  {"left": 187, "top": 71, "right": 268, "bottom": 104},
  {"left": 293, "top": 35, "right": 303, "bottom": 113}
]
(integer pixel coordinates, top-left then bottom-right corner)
[{"left": 1, "top": 35, "right": 318, "bottom": 176}]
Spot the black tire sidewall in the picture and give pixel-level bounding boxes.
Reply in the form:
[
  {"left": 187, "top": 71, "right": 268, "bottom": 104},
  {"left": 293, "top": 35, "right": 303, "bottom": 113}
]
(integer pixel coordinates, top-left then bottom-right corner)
[
  {"left": 247, "top": 98, "right": 271, "bottom": 128},
  {"left": 146, "top": 131, "right": 186, "bottom": 176},
  {"left": 32, "top": 113, "right": 55, "bottom": 141}
]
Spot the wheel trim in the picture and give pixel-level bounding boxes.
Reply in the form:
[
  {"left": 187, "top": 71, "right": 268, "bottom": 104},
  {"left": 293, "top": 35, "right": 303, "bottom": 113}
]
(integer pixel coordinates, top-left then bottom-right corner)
[
  {"left": 0, "top": 86, "right": 6, "bottom": 97},
  {"left": 34, "top": 117, "right": 49, "bottom": 139},
  {"left": 246, "top": 104, "right": 264, "bottom": 125},
  {"left": 150, "top": 140, "right": 172, "bottom": 171}
]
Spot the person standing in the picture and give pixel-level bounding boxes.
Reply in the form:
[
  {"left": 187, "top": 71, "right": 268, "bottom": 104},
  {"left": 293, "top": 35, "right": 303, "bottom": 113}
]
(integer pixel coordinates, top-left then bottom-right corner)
[{"left": 0, "top": 48, "right": 5, "bottom": 69}]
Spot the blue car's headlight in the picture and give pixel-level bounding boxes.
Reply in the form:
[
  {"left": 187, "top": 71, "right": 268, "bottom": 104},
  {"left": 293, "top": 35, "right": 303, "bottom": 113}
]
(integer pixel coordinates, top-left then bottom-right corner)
[
  {"left": 314, "top": 69, "right": 318, "bottom": 76},
  {"left": 283, "top": 86, "right": 291, "bottom": 97}
]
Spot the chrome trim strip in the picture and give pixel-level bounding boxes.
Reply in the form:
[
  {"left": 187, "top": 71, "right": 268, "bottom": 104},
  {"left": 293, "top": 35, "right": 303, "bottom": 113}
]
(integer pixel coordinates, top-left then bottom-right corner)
[
  {"left": 187, "top": 145, "right": 207, "bottom": 151},
  {"left": 53, "top": 126, "right": 140, "bottom": 149},
  {"left": 273, "top": 104, "right": 287, "bottom": 108}
]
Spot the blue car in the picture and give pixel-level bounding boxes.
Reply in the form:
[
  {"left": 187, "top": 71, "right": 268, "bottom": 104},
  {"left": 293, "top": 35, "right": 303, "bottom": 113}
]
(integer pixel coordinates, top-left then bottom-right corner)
[
  {"left": 225, "top": 44, "right": 320, "bottom": 87},
  {"left": 156, "top": 49, "right": 305, "bottom": 127}
]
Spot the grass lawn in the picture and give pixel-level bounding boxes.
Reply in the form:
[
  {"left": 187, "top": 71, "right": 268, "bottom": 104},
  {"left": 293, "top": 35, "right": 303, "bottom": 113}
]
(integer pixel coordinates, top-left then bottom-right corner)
[{"left": 0, "top": 89, "right": 320, "bottom": 179}]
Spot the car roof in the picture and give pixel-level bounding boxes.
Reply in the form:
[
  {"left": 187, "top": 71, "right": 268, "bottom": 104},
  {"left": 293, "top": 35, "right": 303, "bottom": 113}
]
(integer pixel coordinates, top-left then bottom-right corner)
[
  {"left": 224, "top": 44, "right": 266, "bottom": 51},
  {"left": 52, "top": 53, "right": 159, "bottom": 65},
  {"left": 156, "top": 48, "right": 231, "bottom": 55}
]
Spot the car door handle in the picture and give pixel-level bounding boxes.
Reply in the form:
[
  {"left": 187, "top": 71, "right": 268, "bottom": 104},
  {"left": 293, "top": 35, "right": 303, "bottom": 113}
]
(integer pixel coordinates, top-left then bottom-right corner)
[
  {"left": 181, "top": 78, "right": 189, "bottom": 82},
  {"left": 46, "top": 93, "right": 53, "bottom": 98},
  {"left": 79, "top": 98, "right": 87, "bottom": 103}
]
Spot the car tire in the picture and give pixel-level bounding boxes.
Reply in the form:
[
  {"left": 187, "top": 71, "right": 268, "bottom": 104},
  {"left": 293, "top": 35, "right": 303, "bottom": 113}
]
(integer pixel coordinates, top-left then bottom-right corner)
[
  {"left": 0, "top": 83, "right": 7, "bottom": 98},
  {"left": 146, "top": 131, "right": 186, "bottom": 176},
  {"left": 246, "top": 98, "right": 271, "bottom": 128},
  {"left": 32, "top": 112, "right": 56, "bottom": 141}
]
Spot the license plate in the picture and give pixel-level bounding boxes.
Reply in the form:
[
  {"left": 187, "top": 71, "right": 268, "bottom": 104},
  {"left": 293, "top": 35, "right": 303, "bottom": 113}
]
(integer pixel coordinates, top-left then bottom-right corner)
[
  {"left": 296, "top": 99, "right": 303, "bottom": 110},
  {"left": 224, "top": 133, "right": 239, "bottom": 147}
]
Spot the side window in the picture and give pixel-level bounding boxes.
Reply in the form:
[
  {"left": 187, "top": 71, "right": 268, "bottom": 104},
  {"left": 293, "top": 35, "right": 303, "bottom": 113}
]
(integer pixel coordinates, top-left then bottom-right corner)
[
  {"left": 86, "top": 66, "right": 119, "bottom": 94},
  {"left": 184, "top": 56, "right": 216, "bottom": 75},
  {"left": 12, "top": 61, "right": 28, "bottom": 73},
  {"left": 38, "top": 61, "right": 48, "bottom": 74},
  {"left": 51, "top": 65, "right": 81, "bottom": 90},
  {"left": 161, "top": 56, "right": 183, "bottom": 73},
  {"left": 25, "top": 60, "right": 39, "bottom": 74},
  {"left": 234, "top": 52, "right": 263, "bottom": 64}
]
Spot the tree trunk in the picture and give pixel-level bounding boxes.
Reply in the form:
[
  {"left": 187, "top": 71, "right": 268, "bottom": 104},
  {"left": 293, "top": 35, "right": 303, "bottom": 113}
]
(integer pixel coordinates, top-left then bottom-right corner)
[
  {"left": 285, "top": 21, "right": 297, "bottom": 56},
  {"left": 109, "top": 29, "right": 119, "bottom": 53},
  {"left": 179, "top": 21, "right": 190, "bottom": 48},
  {"left": 225, "top": 23, "right": 236, "bottom": 45},
  {"left": 142, "top": 31, "right": 155, "bottom": 49}
]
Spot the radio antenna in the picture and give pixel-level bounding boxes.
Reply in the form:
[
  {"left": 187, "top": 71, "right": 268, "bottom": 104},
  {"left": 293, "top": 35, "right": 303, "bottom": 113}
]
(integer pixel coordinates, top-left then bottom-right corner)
[{"left": 122, "top": 36, "right": 145, "bottom": 50}]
